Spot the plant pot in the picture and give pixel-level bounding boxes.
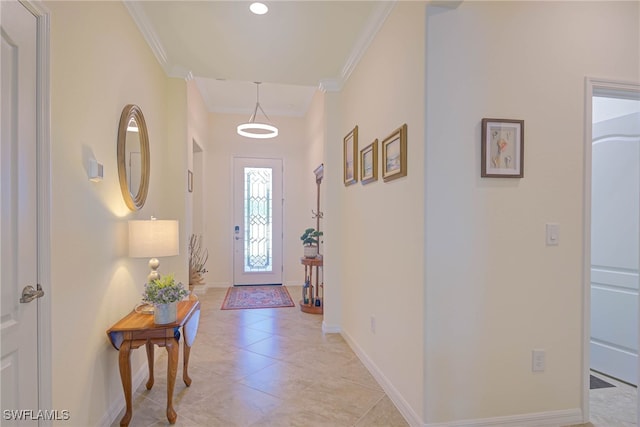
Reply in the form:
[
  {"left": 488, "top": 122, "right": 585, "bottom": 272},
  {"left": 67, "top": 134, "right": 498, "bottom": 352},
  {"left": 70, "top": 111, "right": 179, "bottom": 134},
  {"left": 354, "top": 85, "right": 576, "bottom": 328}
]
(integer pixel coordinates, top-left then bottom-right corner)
[
  {"left": 154, "top": 302, "right": 177, "bottom": 324},
  {"left": 304, "top": 245, "right": 318, "bottom": 259}
]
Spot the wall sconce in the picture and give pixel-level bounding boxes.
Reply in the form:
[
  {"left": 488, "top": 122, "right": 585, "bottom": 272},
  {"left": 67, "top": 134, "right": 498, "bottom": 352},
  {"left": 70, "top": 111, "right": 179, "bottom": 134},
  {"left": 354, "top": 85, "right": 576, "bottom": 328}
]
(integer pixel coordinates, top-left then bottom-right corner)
[
  {"left": 129, "top": 217, "right": 179, "bottom": 283},
  {"left": 88, "top": 159, "right": 104, "bottom": 182}
]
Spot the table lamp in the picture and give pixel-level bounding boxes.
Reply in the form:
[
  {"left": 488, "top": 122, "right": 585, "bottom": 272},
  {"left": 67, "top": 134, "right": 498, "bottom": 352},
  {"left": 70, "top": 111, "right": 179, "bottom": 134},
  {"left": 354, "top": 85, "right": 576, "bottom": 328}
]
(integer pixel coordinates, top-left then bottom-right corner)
[{"left": 129, "top": 217, "right": 179, "bottom": 283}]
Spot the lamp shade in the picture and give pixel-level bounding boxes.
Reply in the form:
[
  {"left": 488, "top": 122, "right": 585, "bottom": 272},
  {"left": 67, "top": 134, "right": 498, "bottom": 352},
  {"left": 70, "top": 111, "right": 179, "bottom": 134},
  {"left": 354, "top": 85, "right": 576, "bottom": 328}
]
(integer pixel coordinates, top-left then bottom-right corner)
[{"left": 129, "top": 220, "right": 179, "bottom": 258}]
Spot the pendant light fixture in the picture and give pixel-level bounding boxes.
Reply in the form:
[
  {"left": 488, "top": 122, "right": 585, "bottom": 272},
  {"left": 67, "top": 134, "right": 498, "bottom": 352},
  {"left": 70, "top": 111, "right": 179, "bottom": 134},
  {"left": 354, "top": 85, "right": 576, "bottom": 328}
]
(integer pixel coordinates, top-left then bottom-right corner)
[{"left": 237, "top": 82, "right": 278, "bottom": 139}]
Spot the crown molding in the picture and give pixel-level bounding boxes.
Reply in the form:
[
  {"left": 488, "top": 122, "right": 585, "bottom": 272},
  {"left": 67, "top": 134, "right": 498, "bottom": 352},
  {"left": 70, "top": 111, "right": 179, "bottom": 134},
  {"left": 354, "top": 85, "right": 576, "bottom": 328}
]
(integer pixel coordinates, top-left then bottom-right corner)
[
  {"left": 124, "top": 1, "right": 194, "bottom": 81},
  {"left": 319, "top": 79, "right": 343, "bottom": 93},
  {"left": 124, "top": 2, "right": 168, "bottom": 70},
  {"left": 338, "top": 0, "right": 396, "bottom": 87},
  {"left": 428, "top": 0, "right": 464, "bottom": 9}
]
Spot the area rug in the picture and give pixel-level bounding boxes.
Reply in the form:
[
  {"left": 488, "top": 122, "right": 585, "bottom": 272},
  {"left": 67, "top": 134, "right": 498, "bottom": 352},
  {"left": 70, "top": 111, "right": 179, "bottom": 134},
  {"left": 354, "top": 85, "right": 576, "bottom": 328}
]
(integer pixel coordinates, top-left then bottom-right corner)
[
  {"left": 221, "top": 285, "right": 295, "bottom": 310},
  {"left": 590, "top": 375, "right": 615, "bottom": 390}
]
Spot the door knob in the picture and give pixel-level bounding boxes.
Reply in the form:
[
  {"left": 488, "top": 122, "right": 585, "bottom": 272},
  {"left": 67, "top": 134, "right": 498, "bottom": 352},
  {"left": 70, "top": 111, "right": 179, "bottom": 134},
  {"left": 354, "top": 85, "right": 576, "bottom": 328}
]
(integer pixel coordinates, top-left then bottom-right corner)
[{"left": 20, "top": 284, "right": 44, "bottom": 303}]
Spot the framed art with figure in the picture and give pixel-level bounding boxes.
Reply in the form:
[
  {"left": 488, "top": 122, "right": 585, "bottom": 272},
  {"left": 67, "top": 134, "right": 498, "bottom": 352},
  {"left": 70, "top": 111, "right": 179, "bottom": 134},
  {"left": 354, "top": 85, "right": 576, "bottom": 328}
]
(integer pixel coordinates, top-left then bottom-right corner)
[{"left": 481, "top": 118, "right": 524, "bottom": 178}]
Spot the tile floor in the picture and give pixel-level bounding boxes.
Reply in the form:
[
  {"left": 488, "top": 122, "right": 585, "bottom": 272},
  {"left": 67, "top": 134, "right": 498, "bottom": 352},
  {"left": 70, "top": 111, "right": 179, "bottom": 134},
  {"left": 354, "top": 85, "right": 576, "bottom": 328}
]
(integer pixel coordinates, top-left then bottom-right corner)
[
  {"left": 112, "top": 286, "right": 637, "bottom": 427},
  {"left": 112, "top": 286, "right": 409, "bottom": 427}
]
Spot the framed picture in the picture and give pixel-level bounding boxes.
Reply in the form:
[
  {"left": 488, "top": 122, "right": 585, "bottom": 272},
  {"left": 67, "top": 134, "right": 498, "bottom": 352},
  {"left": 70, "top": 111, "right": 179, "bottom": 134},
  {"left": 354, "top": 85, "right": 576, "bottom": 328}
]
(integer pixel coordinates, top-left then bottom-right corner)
[
  {"left": 360, "top": 139, "right": 378, "bottom": 185},
  {"left": 187, "top": 169, "right": 193, "bottom": 192},
  {"left": 381, "top": 123, "right": 407, "bottom": 182},
  {"left": 481, "top": 118, "right": 524, "bottom": 178},
  {"left": 343, "top": 125, "right": 358, "bottom": 186}
]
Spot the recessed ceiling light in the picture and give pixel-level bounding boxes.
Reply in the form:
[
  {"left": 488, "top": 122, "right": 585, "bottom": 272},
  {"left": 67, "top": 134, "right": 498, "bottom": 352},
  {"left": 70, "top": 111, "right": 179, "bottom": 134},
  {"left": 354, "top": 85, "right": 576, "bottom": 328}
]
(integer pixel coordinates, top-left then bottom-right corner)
[{"left": 250, "top": 2, "right": 268, "bottom": 15}]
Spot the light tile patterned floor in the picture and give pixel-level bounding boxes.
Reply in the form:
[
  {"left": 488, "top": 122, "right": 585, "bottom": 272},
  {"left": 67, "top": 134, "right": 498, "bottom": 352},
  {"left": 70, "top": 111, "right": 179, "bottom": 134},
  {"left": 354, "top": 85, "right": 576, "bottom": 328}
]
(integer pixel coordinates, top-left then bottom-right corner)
[
  {"left": 111, "top": 286, "right": 409, "bottom": 427},
  {"left": 111, "top": 286, "right": 637, "bottom": 427}
]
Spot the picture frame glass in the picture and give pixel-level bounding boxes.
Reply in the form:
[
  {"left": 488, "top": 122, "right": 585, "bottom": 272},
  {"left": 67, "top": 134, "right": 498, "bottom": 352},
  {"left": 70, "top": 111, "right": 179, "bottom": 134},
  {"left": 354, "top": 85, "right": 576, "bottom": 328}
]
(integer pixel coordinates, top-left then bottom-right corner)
[
  {"left": 345, "top": 135, "right": 355, "bottom": 180},
  {"left": 482, "top": 119, "right": 523, "bottom": 177},
  {"left": 362, "top": 150, "right": 373, "bottom": 179},
  {"left": 343, "top": 126, "right": 358, "bottom": 185},
  {"left": 385, "top": 137, "right": 401, "bottom": 174}
]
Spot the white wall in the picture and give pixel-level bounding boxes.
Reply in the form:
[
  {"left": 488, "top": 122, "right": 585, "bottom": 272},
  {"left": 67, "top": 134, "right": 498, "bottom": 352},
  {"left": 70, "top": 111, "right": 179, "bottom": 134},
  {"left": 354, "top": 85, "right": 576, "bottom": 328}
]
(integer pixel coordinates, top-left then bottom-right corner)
[
  {"left": 325, "top": 2, "right": 426, "bottom": 422},
  {"left": 204, "top": 112, "right": 317, "bottom": 288},
  {"left": 47, "top": 1, "right": 188, "bottom": 424},
  {"left": 425, "top": 1, "right": 639, "bottom": 424}
]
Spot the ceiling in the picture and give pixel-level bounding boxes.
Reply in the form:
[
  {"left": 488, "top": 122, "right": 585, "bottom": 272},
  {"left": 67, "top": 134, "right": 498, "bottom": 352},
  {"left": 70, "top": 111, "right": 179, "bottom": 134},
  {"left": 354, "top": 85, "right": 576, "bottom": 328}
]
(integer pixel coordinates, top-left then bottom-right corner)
[{"left": 125, "top": 1, "right": 395, "bottom": 117}]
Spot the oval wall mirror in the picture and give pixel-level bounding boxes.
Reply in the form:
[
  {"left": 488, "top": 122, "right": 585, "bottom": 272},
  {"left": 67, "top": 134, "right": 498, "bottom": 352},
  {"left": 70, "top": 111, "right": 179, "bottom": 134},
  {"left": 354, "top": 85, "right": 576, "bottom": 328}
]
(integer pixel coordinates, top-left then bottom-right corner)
[{"left": 117, "top": 104, "right": 150, "bottom": 211}]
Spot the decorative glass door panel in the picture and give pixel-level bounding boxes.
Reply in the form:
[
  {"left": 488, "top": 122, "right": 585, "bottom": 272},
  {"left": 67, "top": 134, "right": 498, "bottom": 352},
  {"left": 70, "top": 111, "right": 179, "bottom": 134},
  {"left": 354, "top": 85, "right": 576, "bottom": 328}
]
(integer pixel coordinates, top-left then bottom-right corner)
[
  {"left": 233, "top": 158, "right": 282, "bottom": 285},
  {"left": 244, "top": 167, "right": 272, "bottom": 272}
]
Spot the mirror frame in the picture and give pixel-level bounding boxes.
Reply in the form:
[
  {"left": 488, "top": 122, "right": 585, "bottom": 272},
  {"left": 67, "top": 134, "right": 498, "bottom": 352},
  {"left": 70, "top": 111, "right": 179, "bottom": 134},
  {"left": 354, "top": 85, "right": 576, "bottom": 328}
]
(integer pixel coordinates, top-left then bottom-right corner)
[{"left": 117, "top": 104, "right": 150, "bottom": 211}]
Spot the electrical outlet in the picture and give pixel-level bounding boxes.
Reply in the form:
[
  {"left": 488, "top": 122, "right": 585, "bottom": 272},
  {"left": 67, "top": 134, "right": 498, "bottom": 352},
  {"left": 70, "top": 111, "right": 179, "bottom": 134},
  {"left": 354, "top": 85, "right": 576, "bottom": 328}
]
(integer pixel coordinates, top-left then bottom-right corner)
[
  {"left": 370, "top": 316, "right": 376, "bottom": 334},
  {"left": 532, "top": 349, "right": 545, "bottom": 372}
]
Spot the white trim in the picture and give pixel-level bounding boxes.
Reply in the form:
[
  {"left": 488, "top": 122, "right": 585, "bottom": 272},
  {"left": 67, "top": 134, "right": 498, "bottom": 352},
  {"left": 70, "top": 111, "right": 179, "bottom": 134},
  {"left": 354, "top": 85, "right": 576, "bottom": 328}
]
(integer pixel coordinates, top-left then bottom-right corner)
[
  {"left": 583, "top": 77, "right": 640, "bottom": 426},
  {"left": 339, "top": 1, "right": 396, "bottom": 87},
  {"left": 18, "top": 0, "right": 53, "bottom": 423},
  {"left": 424, "top": 409, "right": 582, "bottom": 427},
  {"left": 321, "top": 321, "right": 340, "bottom": 334},
  {"left": 319, "top": 78, "right": 342, "bottom": 93},
  {"left": 123, "top": 1, "right": 168, "bottom": 69},
  {"left": 206, "top": 281, "right": 231, "bottom": 289},
  {"left": 341, "top": 329, "right": 422, "bottom": 427},
  {"left": 124, "top": 2, "right": 193, "bottom": 80}
]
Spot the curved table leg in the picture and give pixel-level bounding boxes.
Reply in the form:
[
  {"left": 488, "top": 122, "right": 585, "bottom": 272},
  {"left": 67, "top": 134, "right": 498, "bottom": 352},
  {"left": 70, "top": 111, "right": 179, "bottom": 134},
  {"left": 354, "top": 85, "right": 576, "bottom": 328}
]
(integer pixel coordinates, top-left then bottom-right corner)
[
  {"left": 182, "top": 307, "right": 200, "bottom": 387},
  {"left": 118, "top": 341, "right": 133, "bottom": 427},
  {"left": 183, "top": 343, "right": 192, "bottom": 386},
  {"left": 145, "top": 340, "right": 154, "bottom": 390},
  {"left": 165, "top": 338, "right": 179, "bottom": 424}
]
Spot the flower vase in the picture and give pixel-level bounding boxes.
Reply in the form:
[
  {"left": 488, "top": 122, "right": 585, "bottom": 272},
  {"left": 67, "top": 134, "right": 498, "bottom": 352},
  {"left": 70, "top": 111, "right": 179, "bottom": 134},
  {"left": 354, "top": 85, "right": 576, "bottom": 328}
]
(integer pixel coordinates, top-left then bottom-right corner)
[{"left": 154, "top": 302, "right": 177, "bottom": 324}]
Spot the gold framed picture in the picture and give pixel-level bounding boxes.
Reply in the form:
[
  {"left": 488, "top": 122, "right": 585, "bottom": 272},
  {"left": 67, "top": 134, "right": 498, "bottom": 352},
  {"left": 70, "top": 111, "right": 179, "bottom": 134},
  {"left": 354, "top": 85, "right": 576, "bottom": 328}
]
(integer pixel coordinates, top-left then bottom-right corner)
[
  {"left": 360, "top": 139, "right": 378, "bottom": 185},
  {"left": 343, "top": 125, "right": 358, "bottom": 186},
  {"left": 381, "top": 124, "right": 407, "bottom": 182}
]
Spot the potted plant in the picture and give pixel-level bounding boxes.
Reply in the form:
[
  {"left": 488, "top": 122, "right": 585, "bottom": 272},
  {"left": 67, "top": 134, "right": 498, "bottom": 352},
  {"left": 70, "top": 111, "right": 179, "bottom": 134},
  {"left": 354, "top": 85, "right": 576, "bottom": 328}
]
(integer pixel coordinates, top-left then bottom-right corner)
[
  {"left": 142, "top": 273, "right": 189, "bottom": 324},
  {"left": 300, "top": 227, "right": 323, "bottom": 258}
]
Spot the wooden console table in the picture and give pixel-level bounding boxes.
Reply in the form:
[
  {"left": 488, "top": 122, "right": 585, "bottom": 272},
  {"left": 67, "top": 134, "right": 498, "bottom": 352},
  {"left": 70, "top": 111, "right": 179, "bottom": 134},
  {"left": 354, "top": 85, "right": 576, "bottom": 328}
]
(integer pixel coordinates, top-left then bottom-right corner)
[
  {"left": 106, "top": 297, "right": 201, "bottom": 426},
  {"left": 300, "top": 256, "right": 323, "bottom": 314}
]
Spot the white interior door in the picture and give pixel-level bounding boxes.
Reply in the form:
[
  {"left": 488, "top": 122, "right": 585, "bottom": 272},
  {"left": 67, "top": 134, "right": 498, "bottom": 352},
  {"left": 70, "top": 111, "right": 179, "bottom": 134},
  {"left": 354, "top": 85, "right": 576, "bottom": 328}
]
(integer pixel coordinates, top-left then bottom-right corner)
[
  {"left": 233, "top": 157, "right": 283, "bottom": 286},
  {"left": 590, "top": 99, "right": 640, "bottom": 385},
  {"left": 1, "top": 0, "right": 41, "bottom": 422}
]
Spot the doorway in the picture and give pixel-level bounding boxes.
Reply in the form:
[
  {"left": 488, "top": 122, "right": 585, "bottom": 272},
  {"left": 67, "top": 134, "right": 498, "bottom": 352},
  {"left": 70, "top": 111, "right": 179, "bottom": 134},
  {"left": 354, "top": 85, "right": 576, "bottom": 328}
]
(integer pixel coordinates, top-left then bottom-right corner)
[
  {"left": 0, "top": 0, "right": 52, "bottom": 416},
  {"left": 585, "top": 78, "right": 640, "bottom": 425},
  {"left": 232, "top": 157, "right": 283, "bottom": 286}
]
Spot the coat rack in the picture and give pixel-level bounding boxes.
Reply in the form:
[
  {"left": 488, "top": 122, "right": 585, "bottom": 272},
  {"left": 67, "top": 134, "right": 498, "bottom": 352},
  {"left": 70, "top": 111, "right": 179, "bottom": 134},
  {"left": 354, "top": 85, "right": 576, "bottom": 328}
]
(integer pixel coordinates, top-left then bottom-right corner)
[{"left": 312, "top": 164, "right": 324, "bottom": 243}]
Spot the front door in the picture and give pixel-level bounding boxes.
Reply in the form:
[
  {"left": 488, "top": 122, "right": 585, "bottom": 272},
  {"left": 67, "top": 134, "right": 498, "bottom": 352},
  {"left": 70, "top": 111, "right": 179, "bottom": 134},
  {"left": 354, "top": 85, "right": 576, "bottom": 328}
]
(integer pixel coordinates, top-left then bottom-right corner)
[
  {"left": 233, "top": 157, "right": 283, "bottom": 285},
  {"left": 1, "top": 0, "right": 41, "bottom": 421}
]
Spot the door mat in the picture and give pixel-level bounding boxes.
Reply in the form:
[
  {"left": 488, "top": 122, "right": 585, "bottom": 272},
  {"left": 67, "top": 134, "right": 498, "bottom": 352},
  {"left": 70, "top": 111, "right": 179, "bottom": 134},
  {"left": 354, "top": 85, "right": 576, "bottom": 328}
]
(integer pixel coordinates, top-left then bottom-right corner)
[
  {"left": 590, "top": 375, "right": 615, "bottom": 390},
  {"left": 221, "top": 285, "right": 295, "bottom": 310}
]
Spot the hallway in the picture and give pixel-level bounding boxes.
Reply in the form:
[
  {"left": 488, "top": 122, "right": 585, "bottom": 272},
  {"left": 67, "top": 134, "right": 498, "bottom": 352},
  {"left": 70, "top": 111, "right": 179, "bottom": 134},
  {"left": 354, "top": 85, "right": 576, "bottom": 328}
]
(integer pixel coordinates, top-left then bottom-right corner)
[
  {"left": 111, "top": 287, "right": 638, "bottom": 427},
  {"left": 111, "top": 287, "right": 408, "bottom": 426}
]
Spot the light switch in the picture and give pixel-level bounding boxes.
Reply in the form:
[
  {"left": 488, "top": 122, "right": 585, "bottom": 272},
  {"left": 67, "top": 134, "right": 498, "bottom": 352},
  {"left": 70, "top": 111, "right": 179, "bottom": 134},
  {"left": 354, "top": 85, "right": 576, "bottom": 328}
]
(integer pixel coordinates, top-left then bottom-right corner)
[{"left": 546, "top": 223, "right": 559, "bottom": 246}]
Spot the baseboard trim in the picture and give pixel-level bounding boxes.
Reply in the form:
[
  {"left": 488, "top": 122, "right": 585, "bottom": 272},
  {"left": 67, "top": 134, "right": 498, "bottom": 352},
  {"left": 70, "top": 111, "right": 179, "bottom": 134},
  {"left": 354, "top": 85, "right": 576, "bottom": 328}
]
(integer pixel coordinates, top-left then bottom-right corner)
[
  {"left": 341, "top": 329, "right": 423, "bottom": 427},
  {"left": 424, "top": 408, "right": 583, "bottom": 427},
  {"left": 206, "top": 282, "right": 230, "bottom": 289},
  {"left": 322, "top": 321, "right": 341, "bottom": 334},
  {"left": 98, "top": 362, "right": 148, "bottom": 427},
  {"left": 341, "top": 329, "right": 583, "bottom": 427}
]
